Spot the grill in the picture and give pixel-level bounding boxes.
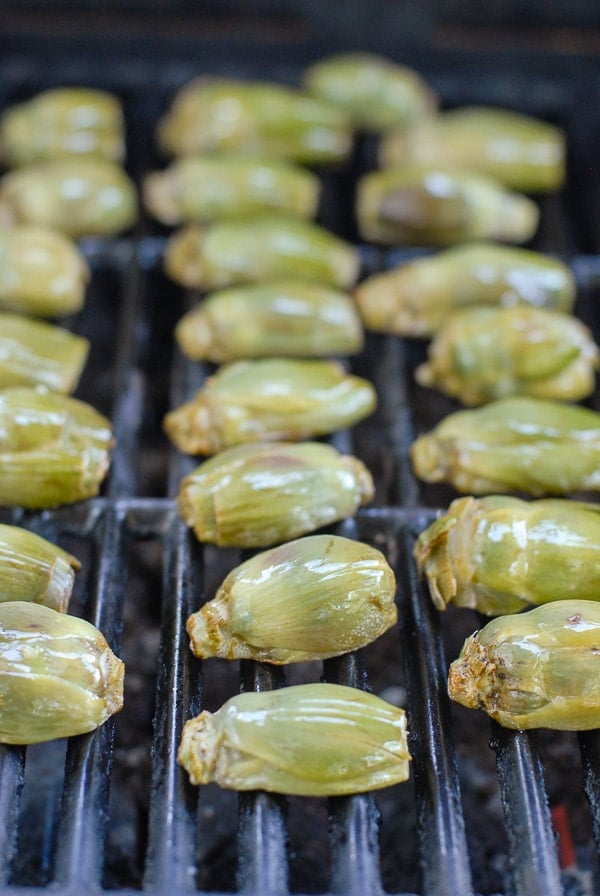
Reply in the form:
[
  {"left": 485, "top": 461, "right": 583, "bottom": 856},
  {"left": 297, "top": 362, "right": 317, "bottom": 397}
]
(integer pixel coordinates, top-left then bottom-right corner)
[{"left": 0, "top": 20, "right": 599, "bottom": 896}]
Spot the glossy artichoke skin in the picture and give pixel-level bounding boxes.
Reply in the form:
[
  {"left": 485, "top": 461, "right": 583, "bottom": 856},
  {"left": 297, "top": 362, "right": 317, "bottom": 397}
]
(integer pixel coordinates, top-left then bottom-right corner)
[
  {"left": 415, "top": 305, "right": 598, "bottom": 405},
  {"left": 178, "top": 441, "right": 373, "bottom": 547},
  {"left": 0, "top": 311, "right": 89, "bottom": 393},
  {"left": 380, "top": 106, "right": 565, "bottom": 191},
  {"left": 0, "top": 601, "right": 124, "bottom": 744},
  {"left": 0, "top": 87, "right": 126, "bottom": 166},
  {"left": 0, "top": 225, "right": 89, "bottom": 317},
  {"left": 415, "top": 495, "right": 600, "bottom": 616},
  {"left": 0, "top": 158, "right": 137, "bottom": 237},
  {"left": 354, "top": 243, "right": 576, "bottom": 338},
  {"left": 174, "top": 280, "right": 363, "bottom": 362},
  {"left": 0, "top": 387, "right": 113, "bottom": 508},
  {"left": 410, "top": 397, "right": 600, "bottom": 496},
  {"left": 178, "top": 683, "right": 410, "bottom": 795},
  {"left": 356, "top": 166, "right": 539, "bottom": 246},
  {"left": 163, "top": 358, "right": 376, "bottom": 456},
  {"left": 144, "top": 154, "right": 320, "bottom": 225},
  {"left": 0, "top": 524, "right": 80, "bottom": 612},
  {"left": 186, "top": 533, "right": 396, "bottom": 662},
  {"left": 164, "top": 215, "right": 359, "bottom": 291},
  {"left": 302, "top": 52, "right": 437, "bottom": 131},
  {"left": 157, "top": 77, "right": 353, "bottom": 165},
  {"left": 449, "top": 600, "right": 600, "bottom": 730}
]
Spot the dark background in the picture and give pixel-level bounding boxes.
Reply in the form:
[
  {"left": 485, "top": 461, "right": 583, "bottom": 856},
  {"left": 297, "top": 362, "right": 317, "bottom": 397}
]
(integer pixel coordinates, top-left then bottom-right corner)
[{"left": 0, "top": 1, "right": 599, "bottom": 59}]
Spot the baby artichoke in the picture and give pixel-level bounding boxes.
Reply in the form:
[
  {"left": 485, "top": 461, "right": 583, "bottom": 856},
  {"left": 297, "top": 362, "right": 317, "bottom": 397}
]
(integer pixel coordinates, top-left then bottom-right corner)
[
  {"left": 187, "top": 533, "right": 396, "bottom": 663},
  {"left": 143, "top": 154, "right": 320, "bottom": 226},
  {"left": 356, "top": 166, "right": 539, "bottom": 246},
  {"left": 178, "top": 441, "right": 373, "bottom": 547},
  {"left": 178, "top": 682, "right": 410, "bottom": 795},
  {"left": 411, "top": 397, "right": 600, "bottom": 496},
  {"left": 0, "top": 225, "right": 89, "bottom": 317},
  {"left": 415, "top": 495, "right": 600, "bottom": 616},
  {"left": 0, "top": 524, "right": 80, "bottom": 613},
  {"left": 415, "top": 305, "right": 598, "bottom": 405},
  {"left": 380, "top": 106, "right": 565, "bottom": 192},
  {"left": 354, "top": 242, "right": 576, "bottom": 338},
  {"left": 174, "top": 280, "right": 363, "bottom": 362},
  {"left": 0, "top": 312, "right": 89, "bottom": 393},
  {"left": 0, "top": 387, "right": 113, "bottom": 508},
  {"left": 164, "top": 215, "right": 359, "bottom": 291},
  {"left": 0, "top": 157, "right": 137, "bottom": 237},
  {"left": 448, "top": 600, "right": 600, "bottom": 730},
  {"left": 0, "top": 87, "right": 126, "bottom": 167},
  {"left": 163, "top": 358, "right": 376, "bottom": 455},
  {"left": 156, "top": 76, "right": 353, "bottom": 165},
  {"left": 302, "top": 52, "right": 437, "bottom": 131},
  {"left": 0, "top": 601, "right": 124, "bottom": 744}
]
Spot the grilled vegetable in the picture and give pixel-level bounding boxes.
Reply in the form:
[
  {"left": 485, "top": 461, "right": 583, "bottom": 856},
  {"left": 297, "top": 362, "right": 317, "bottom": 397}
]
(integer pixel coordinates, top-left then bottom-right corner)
[
  {"left": 163, "top": 358, "right": 376, "bottom": 455},
  {"left": 178, "top": 441, "right": 373, "bottom": 547},
  {"left": 0, "top": 158, "right": 137, "bottom": 237},
  {"left": 0, "top": 225, "right": 89, "bottom": 317},
  {"left": 410, "top": 397, "right": 600, "bottom": 496},
  {"left": 415, "top": 495, "right": 600, "bottom": 616},
  {"left": 0, "top": 601, "right": 123, "bottom": 744},
  {"left": 156, "top": 76, "right": 353, "bottom": 165},
  {"left": 353, "top": 243, "right": 576, "bottom": 338},
  {"left": 302, "top": 52, "right": 437, "bottom": 131},
  {"left": 415, "top": 305, "right": 598, "bottom": 405},
  {"left": 0, "top": 387, "right": 113, "bottom": 508},
  {"left": 356, "top": 166, "right": 539, "bottom": 246},
  {"left": 164, "top": 215, "right": 359, "bottom": 291},
  {"left": 448, "top": 600, "right": 600, "bottom": 730},
  {"left": 0, "top": 312, "right": 89, "bottom": 393},
  {"left": 143, "top": 154, "right": 320, "bottom": 226},
  {"left": 187, "top": 534, "right": 396, "bottom": 662},
  {"left": 178, "top": 682, "right": 410, "bottom": 795},
  {"left": 0, "top": 524, "right": 80, "bottom": 612},
  {"left": 175, "top": 280, "right": 363, "bottom": 362},
  {"left": 380, "top": 106, "right": 565, "bottom": 192},
  {"left": 0, "top": 87, "right": 126, "bottom": 166}
]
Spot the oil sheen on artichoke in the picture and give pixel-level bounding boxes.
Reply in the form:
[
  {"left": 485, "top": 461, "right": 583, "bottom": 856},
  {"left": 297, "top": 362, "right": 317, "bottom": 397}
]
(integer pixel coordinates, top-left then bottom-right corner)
[
  {"left": 415, "top": 495, "right": 600, "bottom": 616},
  {"left": 186, "top": 533, "right": 397, "bottom": 663},
  {"left": 449, "top": 600, "right": 600, "bottom": 730},
  {"left": 0, "top": 601, "right": 124, "bottom": 744},
  {"left": 178, "top": 441, "right": 373, "bottom": 547},
  {"left": 178, "top": 683, "right": 410, "bottom": 795}
]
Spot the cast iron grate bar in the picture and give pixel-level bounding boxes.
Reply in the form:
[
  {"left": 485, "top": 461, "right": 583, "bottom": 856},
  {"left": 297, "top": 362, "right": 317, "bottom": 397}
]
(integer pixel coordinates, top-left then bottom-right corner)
[
  {"left": 143, "top": 509, "right": 201, "bottom": 892},
  {"left": 579, "top": 731, "right": 600, "bottom": 856},
  {"left": 399, "top": 527, "right": 475, "bottom": 896},
  {"left": 0, "top": 748, "right": 24, "bottom": 887},
  {"left": 491, "top": 728, "right": 563, "bottom": 896},
  {"left": 52, "top": 504, "right": 127, "bottom": 893}
]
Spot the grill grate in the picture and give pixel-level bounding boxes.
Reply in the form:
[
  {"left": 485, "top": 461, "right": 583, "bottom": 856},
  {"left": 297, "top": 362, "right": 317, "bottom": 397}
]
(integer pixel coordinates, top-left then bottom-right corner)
[{"left": 0, "top": 40, "right": 598, "bottom": 896}]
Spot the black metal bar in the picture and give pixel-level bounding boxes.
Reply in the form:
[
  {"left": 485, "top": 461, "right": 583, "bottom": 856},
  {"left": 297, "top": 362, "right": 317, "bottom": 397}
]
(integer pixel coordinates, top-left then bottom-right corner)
[
  {"left": 324, "top": 650, "right": 385, "bottom": 896},
  {"left": 0, "top": 747, "right": 25, "bottom": 885},
  {"left": 107, "top": 249, "right": 148, "bottom": 500},
  {"left": 52, "top": 505, "right": 126, "bottom": 890},
  {"left": 490, "top": 726, "right": 563, "bottom": 896},
  {"left": 166, "top": 325, "right": 208, "bottom": 499},
  {"left": 399, "top": 528, "right": 474, "bottom": 896},
  {"left": 235, "top": 662, "right": 289, "bottom": 895},
  {"left": 237, "top": 793, "right": 289, "bottom": 896},
  {"left": 578, "top": 731, "right": 600, "bottom": 854},
  {"left": 374, "top": 335, "right": 420, "bottom": 508},
  {"left": 142, "top": 513, "right": 200, "bottom": 892}
]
